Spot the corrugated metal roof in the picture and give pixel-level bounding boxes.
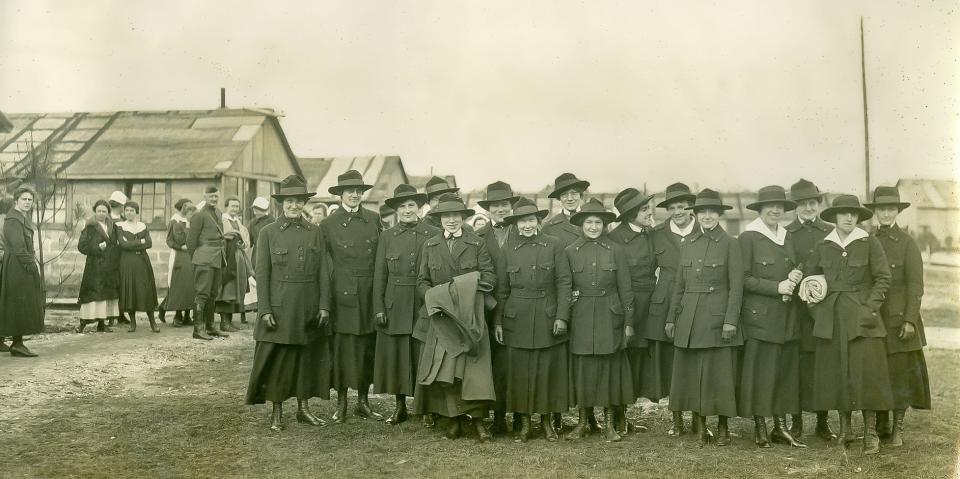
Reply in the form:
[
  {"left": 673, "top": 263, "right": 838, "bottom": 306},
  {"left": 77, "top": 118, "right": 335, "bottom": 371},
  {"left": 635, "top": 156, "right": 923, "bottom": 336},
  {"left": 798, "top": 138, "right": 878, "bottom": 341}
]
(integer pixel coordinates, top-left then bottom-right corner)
[{"left": 0, "top": 111, "right": 15, "bottom": 133}]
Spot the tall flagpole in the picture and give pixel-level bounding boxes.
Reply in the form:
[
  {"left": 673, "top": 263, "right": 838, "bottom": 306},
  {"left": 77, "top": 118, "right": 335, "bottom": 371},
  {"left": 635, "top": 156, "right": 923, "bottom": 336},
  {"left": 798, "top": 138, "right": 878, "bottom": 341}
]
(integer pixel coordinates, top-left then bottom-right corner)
[{"left": 860, "top": 16, "right": 871, "bottom": 198}]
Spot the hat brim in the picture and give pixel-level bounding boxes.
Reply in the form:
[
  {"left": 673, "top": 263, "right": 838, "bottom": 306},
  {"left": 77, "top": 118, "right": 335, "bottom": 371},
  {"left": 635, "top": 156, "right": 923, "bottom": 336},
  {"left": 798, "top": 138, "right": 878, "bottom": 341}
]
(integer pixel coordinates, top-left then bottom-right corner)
[
  {"left": 329, "top": 184, "right": 374, "bottom": 196},
  {"left": 616, "top": 193, "right": 656, "bottom": 221},
  {"left": 385, "top": 193, "right": 428, "bottom": 211},
  {"left": 746, "top": 199, "right": 798, "bottom": 213},
  {"left": 687, "top": 204, "right": 734, "bottom": 212},
  {"left": 820, "top": 206, "right": 873, "bottom": 223},
  {"left": 790, "top": 193, "right": 824, "bottom": 203},
  {"left": 478, "top": 196, "right": 520, "bottom": 210},
  {"left": 503, "top": 209, "right": 549, "bottom": 224},
  {"left": 548, "top": 180, "right": 590, "bottom": 199},
  {"left": 428, "top": 207, "right": 475, "bottom": 218},
  {"left": 272, "top": 192, "right": 317, "bottom": 200},
  {"left": 864, "top": 201, "right": 911, "bottom": 212},
  {"left": 570, "top": 211, "right": 617, "bottom": 227},
  {"left": 656, "top": 193, "right": 697, "bottom": 209},
  {"left": 426, "top": 187, "right": 460, "bottom": 199}
]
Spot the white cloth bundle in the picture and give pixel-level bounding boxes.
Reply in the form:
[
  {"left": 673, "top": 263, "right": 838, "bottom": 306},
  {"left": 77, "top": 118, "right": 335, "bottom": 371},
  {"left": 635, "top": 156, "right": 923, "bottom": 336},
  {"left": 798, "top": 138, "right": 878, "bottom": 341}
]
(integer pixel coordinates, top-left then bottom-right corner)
[{"left": 799, "top": 275, "right": 828, "bottom": 304}]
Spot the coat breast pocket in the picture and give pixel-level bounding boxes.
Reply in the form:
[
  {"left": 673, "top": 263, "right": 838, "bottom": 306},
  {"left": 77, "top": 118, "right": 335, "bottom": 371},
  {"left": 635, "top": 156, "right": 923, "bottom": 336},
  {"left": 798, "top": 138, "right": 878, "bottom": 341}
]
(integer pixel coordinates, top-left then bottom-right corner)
[{"left": 271, "top": 247, "right": 289, "bottom": 266}]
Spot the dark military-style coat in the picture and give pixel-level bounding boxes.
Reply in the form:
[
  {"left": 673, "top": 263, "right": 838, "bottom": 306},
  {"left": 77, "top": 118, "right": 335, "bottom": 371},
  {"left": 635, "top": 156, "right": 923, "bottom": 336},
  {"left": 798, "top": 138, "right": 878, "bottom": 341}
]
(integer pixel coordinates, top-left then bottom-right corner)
[
  {"left": 186, "top": 204, "right": 226, "bottom": 268},
  {"left": 645, "top": 221, "right": 698, "bottom": 342},
  {"left": 321, "top": 206, "right": 382, "bottom": 336},
  {"left": 803, "top": 230, "right": 892, "bottom": 341},
  {"left": 557, "top": 236, "right": 635, "bottom": 356},
  {"left": 417, "top": 229, "right": 496, "bottom": 299},
  {"left": 738, "top": 228, "right": 801, "bottom": 344},
  {"left": 874, "top": 224, "right": 925, "bottom": 353},
  {"left": 77, "top": 219, "right": 121, "bottom": 304},
  {"left": 607, "top": 223, "right": 656, "bottom": 348},
  {"left": 495, "top": 232, "right": 566, "bottom": 349},
  {"left": 785, "top": 217, "right": 832, "bottom": 351},
  {"left": 372, "top": 220, "right": 440, "bottom": 336},
  {"left": 255, "top": 216, "right": 331, "bottom": 345},
  {"left": 541, "top": 211, "right": 581, "bottom": 249},
  {"left": 667, "top": 225, "right": 744, "bottom": 349}
]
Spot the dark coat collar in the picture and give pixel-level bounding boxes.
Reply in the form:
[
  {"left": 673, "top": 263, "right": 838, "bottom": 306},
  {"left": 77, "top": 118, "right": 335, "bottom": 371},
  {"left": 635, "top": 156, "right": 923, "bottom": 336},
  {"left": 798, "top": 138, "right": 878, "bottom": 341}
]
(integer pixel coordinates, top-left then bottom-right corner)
[
  {"left": 786, "top": 216, "right": 832, "bottom": 233},
  {"left": 571, "top": 235, "right": 612, "bottom": 250}
]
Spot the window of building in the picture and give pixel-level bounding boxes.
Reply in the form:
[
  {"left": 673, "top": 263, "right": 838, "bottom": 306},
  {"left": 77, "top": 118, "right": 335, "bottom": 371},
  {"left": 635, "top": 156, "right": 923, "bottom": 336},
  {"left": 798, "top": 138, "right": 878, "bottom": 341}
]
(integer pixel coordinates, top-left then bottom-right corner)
[{"left": 126, "top": 181, "right": 167, "bottom": 227}]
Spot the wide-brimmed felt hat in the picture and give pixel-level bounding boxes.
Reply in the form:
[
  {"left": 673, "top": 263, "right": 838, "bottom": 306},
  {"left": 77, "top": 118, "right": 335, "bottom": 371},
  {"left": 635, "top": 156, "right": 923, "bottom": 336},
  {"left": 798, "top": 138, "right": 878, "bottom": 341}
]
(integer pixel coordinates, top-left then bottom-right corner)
[
  {"left": 328, "top": 169, "right": 373, "bottom": 196},
  {"left": 614, "top": 188, "right": 655, "bottom": 221},
  {"left": 424, "top": 176, "right": 460, "bottom": 198},
  {"left": 379, "top": 204, "right": 395, "bottom": 217},
  {"left": 656, "top": 182, "right": 697, "bottom": 208},
  {"left": 687, "top": 188, "right": 733, "bottom": 212},
  {"left": 746, "top": 185, "right": 797, "bottom": 212},
  {"left": 547, "top": 173, "right": 591, "bottom": 199},
  {"left": 477, "top": 181, "right": 520, "bottom": 210},
  {"left": 384, "top": 183, "right": 428, "bottom": 210},
  {"left": 273, "top": 175, "right": 317, "bottom": 200},
  {"left": 503, "top": 197, "right": 548, "bottom": 224},
  {"left": 864, "top": 185, "right": 911, "bottom": 211},
  {"left": 820, "top": 194, "right": 873, "bottom": 223},
  {"left": 570, "top": 198, "right": 616, "bottom": 226},
  {"left": 789, "top": 178, "right": 823, "bottom": 203},
  {"left": 427, "top": 193, "right": 475, "bottom": 218}
]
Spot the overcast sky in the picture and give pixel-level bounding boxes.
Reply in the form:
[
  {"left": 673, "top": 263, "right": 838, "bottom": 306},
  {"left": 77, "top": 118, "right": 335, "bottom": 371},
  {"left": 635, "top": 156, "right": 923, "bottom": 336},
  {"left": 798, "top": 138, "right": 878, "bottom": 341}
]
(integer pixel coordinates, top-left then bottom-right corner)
[{"left": 1, "top": 0, "right": 957, "bottom": 194}]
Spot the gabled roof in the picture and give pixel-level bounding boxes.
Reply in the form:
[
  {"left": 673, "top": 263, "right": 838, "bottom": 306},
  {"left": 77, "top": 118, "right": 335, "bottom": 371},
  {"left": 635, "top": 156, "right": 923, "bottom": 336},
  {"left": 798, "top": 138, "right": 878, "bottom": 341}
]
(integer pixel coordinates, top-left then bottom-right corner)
[
  {"left": 897, "top": 178, "right": 959, "bottom": 210},
  {"left": 299, "top": 155, "right": 406, "bottom": 200},
  {"left": 0, "top": 111, "right": 12, "bottom": 134},
  {"left": 0, "top": 109, "right": 302, "bottom": 180}
]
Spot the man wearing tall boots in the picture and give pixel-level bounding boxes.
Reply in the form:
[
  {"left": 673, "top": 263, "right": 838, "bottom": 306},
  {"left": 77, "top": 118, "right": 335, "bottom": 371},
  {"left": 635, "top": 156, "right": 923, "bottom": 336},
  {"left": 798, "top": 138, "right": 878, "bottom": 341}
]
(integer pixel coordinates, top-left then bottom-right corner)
[
  {"left": 186, "top": 186, "right": 229, "bottom": 341},
  {"left": 322, "top": 170, "right": 384, "bottom": 422},
  {"left": 784, "top": 179, "right": 837, "bottom": 442},
  {"left": 474, "top": 181, "right": 520, "bottom": 435}
]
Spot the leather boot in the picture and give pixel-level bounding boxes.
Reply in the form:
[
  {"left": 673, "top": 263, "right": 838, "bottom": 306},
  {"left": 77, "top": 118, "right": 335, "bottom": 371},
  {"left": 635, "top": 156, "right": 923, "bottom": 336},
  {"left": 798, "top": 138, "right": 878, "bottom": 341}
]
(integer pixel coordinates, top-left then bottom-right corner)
[
  {"left": 862, "top": 410, "right": 880, "bottom": 455},
  {"left": 790, "top": 413, "right": 803, "bottom": 438},
  {"left": 172, "top": 311, "right": 184, "bottom": 328},
  {"left": 442, "top": 416, "right": 462, "bottom": 440},
  {"left": 193, "top": 304, "right": 213, "bottom": 340},
  {"left": 220, "top": 313, "right": 239, "bottom": 333},
  {"left": 542, "top": 414, "right": 559, "bottom": 442},
  {"left": 332, "top": 390, "right": 348, "bottom": 423},
  {"left": 96, "top": 320, "right": 112, "bottom": 333},
  {"left": 355, "top": 390, "right": 384, "bottom": 420},
  {"left": 691, "top": 411, "right": 700, "bottom": 434},
  {"left": 876, "top": 410, "right": 891, "bottom": 439},
  {"left": 512, "top": 412, "right": 522, "bottom": 434},
  {"left": 240, "top": 312, "right": 248, "bottom": 324},
  {"left": 76, "top": 320, "right": 89, "bottom": 333},
  {"left": 770, "top": 415, "right": 806, "bottom": 447},
  {"left": 695, "top": 413, "right": 712, "bottom": 447},
  {"left": 490, "top": 412, "right": 508, "bottom": 435},
  {"left": 182, "top": 310, "right": 193, "bottom": 326},
  {"left": 513, "top": 414, "right": 531, "bottom": 443},
  {"left": 117, "top": 312, "right": 130, "bottom": 324},
  {"left": 754, "top": 416, "right": 772, "bottom": 448},
  {"left": 551, "top": 412, "right": 564, "bottom": 433},
  {"left": 9, "top": 339, "right": 37, "bottom": 358},
  {"left": 157, "top": 306, "right": 166, "bottom": 323},
  {"left": 422, "top": 413, "right": 436, "bottom": 428},
  {"left": 614, "top": 406, "right": 629, "bottom": 435},
  {"left": 148, "top": 313, "right": 160, "bottom": 333},
  {"left": 107, "top": 317, "right": 116, "bottom": 328},
  {"left": 587, "top": 407, "right": 602, "bottom": 433},
  {"left": 296, "top": 399, "right": 326, "bottom": 426},
  {"left": 565, "top": 408, "right": 590, "bottom": 440},
  {"left": 669, "top": 410, "right": 687, "bottom": 436},
  {"left": 127, "top": 313, "right": 137, "bottom": 333},
  {"left": 206, "top": 305, "right": 227, "bottom": 337},
  {"left": 837, "top": 411, "right": 854, "bottom": 447},
  {"left": 603, "top": 408, "right": 622, "bottom": 442},
  {"left": 270, "top": 402, "right": 284, "bottom": 432},
  {"left": 0, "top": 338, "right": 9, "bottom": 353},
  {"left": 473, "top": 416, "right": 491, "bottom": 443},
  {"left": 386, "top": 395, "right": 408, "bottom": 425},
  {"left": 889, "top": 409, "right": 905, "bottom": 447},
  {"left": 816, "top": 410, "right": 838, "bottom": 441},
  {"left": 716, "top": 415, "right": 730, "bottom": 446}
]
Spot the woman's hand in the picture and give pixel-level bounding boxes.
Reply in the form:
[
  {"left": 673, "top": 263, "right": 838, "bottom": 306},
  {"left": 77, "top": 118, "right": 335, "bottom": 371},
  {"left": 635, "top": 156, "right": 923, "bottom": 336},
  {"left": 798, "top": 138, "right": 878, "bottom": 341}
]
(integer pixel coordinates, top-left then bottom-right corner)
[
  {"left": 721, "top": 324, "right": 737, "bottom": 342},
  {"left": 495, "top": 325, "right": 504, "bottom": 345},
  {"left": 899, "top": 322, "right": 916, "bottom": 341},
  {"left": 552, "top": 319, "right": 567, "bottom": 337},
  {"left": 261, "top": 313, "right": 277, "bottom": 330},
  {"left": 787, "top": 269, "right": 803, "bottom": 283},
  {"left": 664, "top": 323, "right": 675, "bottom": 340},
  {"left": 375, "top": 312, "right": 387, "bottom": 327},
  {"left": 98, "top": 241, "right": 107, "bottom": 250},
  {"left": 777, "top": 279, "right": 797, "bottom": 295}
]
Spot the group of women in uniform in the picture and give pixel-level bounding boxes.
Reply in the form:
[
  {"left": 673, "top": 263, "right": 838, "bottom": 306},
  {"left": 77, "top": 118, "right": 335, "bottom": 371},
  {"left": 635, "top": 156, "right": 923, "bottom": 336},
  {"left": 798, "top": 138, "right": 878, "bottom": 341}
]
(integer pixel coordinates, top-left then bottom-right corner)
[{"left": 242, "top": 172, "right": 930, "bottom": 455}]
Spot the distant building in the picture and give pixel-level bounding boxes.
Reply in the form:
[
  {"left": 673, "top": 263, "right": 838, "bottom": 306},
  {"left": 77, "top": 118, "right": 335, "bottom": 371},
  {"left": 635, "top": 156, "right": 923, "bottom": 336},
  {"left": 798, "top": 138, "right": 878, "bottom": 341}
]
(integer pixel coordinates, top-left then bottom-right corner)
[
  {"left": 896, "top": 178, "right": 960, "bottom": 250},
  {"left": 298, "top": 155, "right": 408, "bottom": 208}
]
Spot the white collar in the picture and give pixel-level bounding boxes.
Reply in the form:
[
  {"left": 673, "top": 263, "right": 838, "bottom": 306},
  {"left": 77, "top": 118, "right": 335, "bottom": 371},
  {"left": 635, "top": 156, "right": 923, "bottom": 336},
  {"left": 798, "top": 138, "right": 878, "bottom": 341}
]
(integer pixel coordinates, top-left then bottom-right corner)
[
  {"left": 444, "top": 229, "right": 463, "bottom": 239},
  {"left": 744, "top": 217, "right": 786, "bottom": 246},
  {"left": 341, "top": 204, "right": 359, "bottom": 214},
  {"left": 824, "top": 226, "right": 869, "bottom": 249},
  {"left": 171, "top": 213, "right": 188, "bottom": 224},
  {"left": 118, "top": 221, "right": 147, "bottom": 234},
  {"left": 222, "top": 212, "right": 240, "bottom": 222},
  {"left": 670, "top": 219, "right": 695, "bottom": 237},
  {"left": 628, "top": 222, "right": 646, "bottom": 234},
  {"left": 559, "top": 206, "right": 581, "bottom": 216}
]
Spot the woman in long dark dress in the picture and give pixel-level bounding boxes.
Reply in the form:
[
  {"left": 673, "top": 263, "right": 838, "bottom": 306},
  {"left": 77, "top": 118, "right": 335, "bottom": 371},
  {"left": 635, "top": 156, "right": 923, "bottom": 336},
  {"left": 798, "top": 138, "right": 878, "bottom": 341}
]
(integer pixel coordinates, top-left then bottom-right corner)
[
  {"left": 215, "top": 196, "right": 252, "bottom": 332},
  {"left": 0, "top": 195, "right": 15, "bottom": 352},
  {"left": 800, "top": 194, "right": 893, "bottom": 454},
  {"left": 0, "top": 185, "right": 44, "bottom": 357},
  {"left": 117, "top": 201, "right": 159, "bottom": 333},
  {"left": 77, "top": 200, "right": 121, "bottom": 333},
  {"left": 159, "top": 199, "right": 196, "bottom": 328}
]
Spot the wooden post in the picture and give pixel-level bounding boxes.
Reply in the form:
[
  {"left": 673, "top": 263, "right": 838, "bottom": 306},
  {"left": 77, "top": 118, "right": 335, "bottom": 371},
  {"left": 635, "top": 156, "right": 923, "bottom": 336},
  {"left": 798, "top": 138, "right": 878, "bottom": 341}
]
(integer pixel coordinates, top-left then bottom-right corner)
[{"left": 860, "top": 17, "right": 871, "bottom": 198}]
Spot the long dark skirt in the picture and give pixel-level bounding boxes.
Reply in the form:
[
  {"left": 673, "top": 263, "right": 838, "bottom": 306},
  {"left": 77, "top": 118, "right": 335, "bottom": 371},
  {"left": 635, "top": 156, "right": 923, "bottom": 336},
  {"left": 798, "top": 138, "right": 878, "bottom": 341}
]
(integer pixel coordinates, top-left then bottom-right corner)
[
  {"left": 799, "top": 350, "right": 817, "bottom": 412},
  {"left": 888, "top": 350, "right": 931, "bottom": 410},
  {"left": 627, "top": 346, "right": 644, "bottom": 401},
  {"left": 245, "top": 339, "right": 332, "bottom": 404},
  {"left": 737, "top": 339, "right": 800, "bottom": 417},
  {"left": 119, "top": 252, "right": 158, "bottom": 312},
  {"left": 669, "top": 346, "right": 738, "bottom": 417},
  {"left": 812, "top": 317, "right": 893, "bottom": 412},
  {"left": 333, "top": 332, "right": 376, "bottom": 391},
  {"left": 491, "top": 341, "right": 509, "bottom": 413},
  {"left": 412, "top": 381, "right": 490, "bottom": 418},
  {"left": 570, "top": 350, "right": 635, "bottom": 408},
  {"left": 162, "top": 250, "right": 195, "bottom": 311},
  {"left": 640, "top": 340, "right": 674, "bottom": 402},
  {"left": 505, "top": 343, "right": 572, "bottom": 414},
  {"left": 372, "top": 332, "right": 418, "bottom": 396}
]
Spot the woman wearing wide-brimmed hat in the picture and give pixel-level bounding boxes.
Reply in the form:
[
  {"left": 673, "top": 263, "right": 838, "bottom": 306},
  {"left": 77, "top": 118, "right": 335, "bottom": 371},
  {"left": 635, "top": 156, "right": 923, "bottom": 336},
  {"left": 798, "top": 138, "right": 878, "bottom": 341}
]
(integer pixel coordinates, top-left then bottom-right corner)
[
  {"left": 646, "top": 182, "right": 698, "bottom": 435},
  {"left": 542, "top": 173, "right": 591, "bottom": 249},
  {"left": 372, "top": 184, "right": 440, "bottom": 425},
  {"left": 413, "top": 193, "right": 496, "bottom": 442},
  {"left": 665, "top": 189, "right": 743, "bottom": 447},
  {"left": 246, "top": 175, "right": 332, "bottom": 431},
  {"left": 557, "top": 198, "right": 636, "bottom": 442},
  {"left": 865, "top": 185, "right": 930, "bottom": 447},
  {"left": 607, "top": 188, "right": 656, "bottom": 435},
  {"left": 737, "top": 185, "right": 806, "bottom": 448},
  {"left": 799, "top": 194, "right": 893, "bottom": 454},
  {"left": 492, "top": 197, "right": 571, "bottom": 442}
]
